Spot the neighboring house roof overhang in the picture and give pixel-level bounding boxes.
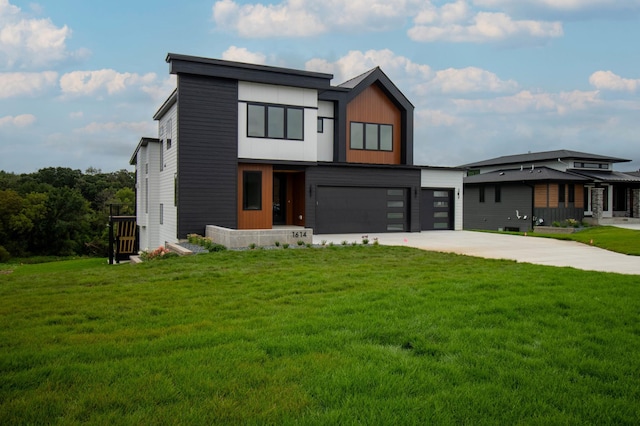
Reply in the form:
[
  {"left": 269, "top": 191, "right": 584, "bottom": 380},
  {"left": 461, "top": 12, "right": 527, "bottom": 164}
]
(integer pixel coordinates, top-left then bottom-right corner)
[
  {"left": 153, "top": 89, "right": 177, "bottom": 121},
  {"left": 166, "top": 53, "right": 334, "bottom": 90},
  {"left": 568, "top": 169, "right": 640, "bottom": 184},
  {"left": 464, "top": 166, "right": 590, "bottom": 184},
  {"left": 129, "top": 137, "right": 160, "bottom": 165},
  {"left": 461, "top": 149, "right": 631, "bottom": 168}
]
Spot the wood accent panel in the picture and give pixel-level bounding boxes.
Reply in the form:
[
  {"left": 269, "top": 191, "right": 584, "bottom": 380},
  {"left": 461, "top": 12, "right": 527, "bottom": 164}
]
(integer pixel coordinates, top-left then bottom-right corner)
[
  {"left": 238, "top": 163, "right": 273, "bottom": 229},
  {"left": 574, "top": 184, "right": 584, "bottom": 209},
  {"left": 534, "top": 184, "right": 548, "bottom": 208},
  {"left": 346, "top": 84, "right": 401, "bottom": 165},
  {"left": 548, "top": 184, "right": 559, "bottom": 208}
]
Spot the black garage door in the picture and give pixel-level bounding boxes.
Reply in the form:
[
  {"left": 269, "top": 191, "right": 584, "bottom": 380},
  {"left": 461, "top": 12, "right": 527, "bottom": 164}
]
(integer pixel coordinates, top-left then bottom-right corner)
[
  {"left": 421, "top": 189, "right": 454, "bottom": 230},
  {"left": 315, "top": 187, "right": 408, "bottom": 234}
]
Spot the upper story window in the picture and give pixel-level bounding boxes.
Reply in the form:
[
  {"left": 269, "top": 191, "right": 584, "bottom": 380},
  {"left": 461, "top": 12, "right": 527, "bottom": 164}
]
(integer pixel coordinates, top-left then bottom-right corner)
[
  {"left": 573, "top": 162, "right": 609, "bottom": 170},
  {"left": 247, "top": 103, "right": 304, "bottom": 141},
  {"left": 350, "top": 122, "right": 393, "bottom": 151}
]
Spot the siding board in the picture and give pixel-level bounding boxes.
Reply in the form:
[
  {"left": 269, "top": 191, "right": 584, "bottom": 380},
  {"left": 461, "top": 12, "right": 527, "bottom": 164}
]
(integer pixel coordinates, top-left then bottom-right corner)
[{"left": 177, "top": 74, "right": 238, "bottom": 237}]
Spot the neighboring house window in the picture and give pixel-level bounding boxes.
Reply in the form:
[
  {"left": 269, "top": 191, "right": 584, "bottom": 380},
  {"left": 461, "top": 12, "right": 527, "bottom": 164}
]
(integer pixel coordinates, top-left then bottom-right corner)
[
  {"left": 350, "top": 122, "right": 393, "bottom": 151},
  {"left": 160, "top": 139, "right": 164, "bottom": 171},
  {"left": 243, "top": 171, "right": 262, "bottom": 210},
  {"left": 495, "top": 185, "right": 501, "bottom": 203},
  {"left": 145, "top": 177, "right": 148, "bottom": 213},
  {"left": 166, "top": 119, "right": 172, "bottom": 149},
  {"left": 174, "top": 174, "right": 177, "bottom": 206},
  {"left": 559, "top": 184, "right": 566, "bottom": 203},
  {"left": 574, "top": 162, "right": 609, "bottom": 170},
  {"left": 467, "top": 170, "right": 480, "bottom": 176},
  {"left": 568, "top": 184, "right": 575, "bottom": 203},
  {"left": 317, "top": 118, "right": 323, "bottom": 133},
  {"left": 159, "top": 203, "right": 163, "bottom": 224},
  {"left": 479, "top": 186, "right": 485, "bottom": 203},
  {"left": 247, "top": 103, "right": 304, "bottom": 140}
]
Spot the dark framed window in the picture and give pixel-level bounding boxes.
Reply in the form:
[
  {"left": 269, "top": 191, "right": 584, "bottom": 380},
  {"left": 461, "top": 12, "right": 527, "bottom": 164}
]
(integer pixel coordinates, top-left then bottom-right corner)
[
  {"left": 559, "top": 184, "right": 566, "bottom": 203},
  {"left": 317, "top": 118, "right": 324, "bottom": 133},
  {"left": 479, "top": 186, "right": 485, "bottom": 203},
  {"left": 350, "top": 122, "right": 393, "bottom": 151},
  {"left": 568, "top": 184, "right": 575, "bottom": 203},
  {"left": 243, "top": 171, "right": 262, "bottom": 210},
  {"left": 247, "top": 103, "right": 304, "bottom": 140},
  {"left": 166, "top": 118, "right": 173, "bottom": 149},
  {"left": 159, "top": 203, "right": 163, "bottom": 225},
  {"left": 494, "top": 185, "right": 501, "bottom": 203}
]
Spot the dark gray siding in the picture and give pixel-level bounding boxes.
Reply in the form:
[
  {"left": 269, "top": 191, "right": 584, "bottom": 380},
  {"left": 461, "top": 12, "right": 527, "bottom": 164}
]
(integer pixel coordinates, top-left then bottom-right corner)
[
  {"left": 177, "top": 74, "right": 238, "bottom": 237},
  {"left": 463, "top": 183, "right": 533, "bottom": 232},
  {"left": 534, "top": 207, "right": 584, "bottom": 225},
  {"left": 306, "top": 165, "right": 421, "bottom": 232}
]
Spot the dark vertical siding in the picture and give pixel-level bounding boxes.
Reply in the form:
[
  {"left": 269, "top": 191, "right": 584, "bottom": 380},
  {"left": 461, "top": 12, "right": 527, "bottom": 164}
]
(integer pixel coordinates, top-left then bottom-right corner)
[
  {"left": 463, "top": 184, "right": 533, "bottom": 232},
  {"left": 177, "top": 74, "right": 238, "bottom": 237},
  {"left": 306, "top": 165, "right": 420, "bottom": 232}
]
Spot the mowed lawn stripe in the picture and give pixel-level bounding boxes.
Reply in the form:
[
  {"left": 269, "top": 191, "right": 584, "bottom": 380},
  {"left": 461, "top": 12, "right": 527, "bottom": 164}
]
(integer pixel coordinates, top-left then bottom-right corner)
[{"left": 1, "top": 247, "right": 639, "bottom": 424}]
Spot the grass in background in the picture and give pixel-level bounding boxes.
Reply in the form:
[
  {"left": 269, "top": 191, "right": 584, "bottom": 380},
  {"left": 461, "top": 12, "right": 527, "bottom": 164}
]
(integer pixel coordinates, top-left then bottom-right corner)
[
  {"left": 1, "top": 247, "right": 639, "bottom": 424},
  {"left": 532, "top": 226, "right": 640, "bottom": 255}
]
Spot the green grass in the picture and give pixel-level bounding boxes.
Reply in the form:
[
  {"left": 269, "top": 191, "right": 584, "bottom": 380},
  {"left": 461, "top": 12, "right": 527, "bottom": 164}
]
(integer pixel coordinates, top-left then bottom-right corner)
[
  {"left": 1, "top": 248, "right": 639, "bottom": 424},
  {"left": 532, "top": 226, "right": 640, "bottom": 255}
]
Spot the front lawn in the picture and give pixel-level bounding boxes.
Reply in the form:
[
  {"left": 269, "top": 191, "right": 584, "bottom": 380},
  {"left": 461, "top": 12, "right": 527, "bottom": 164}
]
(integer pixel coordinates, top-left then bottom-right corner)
[
  {"left": 1, "top": 248, "right": 639, "bottom": 424},
  {"left": 533, "top": 226, "right": 640, "bottom": 255}
]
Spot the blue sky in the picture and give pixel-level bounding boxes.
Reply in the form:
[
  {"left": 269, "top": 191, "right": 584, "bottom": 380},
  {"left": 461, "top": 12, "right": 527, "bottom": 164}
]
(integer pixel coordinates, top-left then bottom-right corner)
[{"left": 1, "top": 0, "right": 639, "bottom": 173}]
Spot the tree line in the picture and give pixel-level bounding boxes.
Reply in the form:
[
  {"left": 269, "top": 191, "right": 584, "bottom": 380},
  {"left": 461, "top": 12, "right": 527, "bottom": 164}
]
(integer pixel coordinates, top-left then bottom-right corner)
[{"left": 0, "top": 167, "right": 135, "bottom": 262}]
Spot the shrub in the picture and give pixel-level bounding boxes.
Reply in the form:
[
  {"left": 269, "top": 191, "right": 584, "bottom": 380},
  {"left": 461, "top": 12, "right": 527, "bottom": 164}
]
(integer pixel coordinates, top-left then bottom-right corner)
[
  {"left": 0, "top": 245, "right": 10, "bottom": 263},
  {"left": 140, "top": 246, "right": 178, "bottom": 261},
  {"left": 275, "top": 241, "right": 280, "bottom": 247},
  {"left": 282, "top": 243, "right": 290, "bottom": 249},
  {"left": 321, "top": 240, "right": 327, "bottom": 246},
  {"left": 297, "top": 240, "right": 304, "bottom": 246},
  {"left": 249, "top": 243, "right": 256, "bottom": 250}
]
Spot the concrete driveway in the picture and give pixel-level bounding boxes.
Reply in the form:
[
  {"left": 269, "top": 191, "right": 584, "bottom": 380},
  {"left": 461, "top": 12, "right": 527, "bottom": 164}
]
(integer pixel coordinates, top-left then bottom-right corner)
[{"left": 313, "top": 230, "right": 640, "bottom": 275}]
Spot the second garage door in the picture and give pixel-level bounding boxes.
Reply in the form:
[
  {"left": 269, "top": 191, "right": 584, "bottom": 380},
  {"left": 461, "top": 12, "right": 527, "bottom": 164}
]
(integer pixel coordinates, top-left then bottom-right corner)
[
  {"left": 315, "top": 186, "right": 408, "bottom": 234},
  {"left": 421, "top": 189, "right": 454, "bottom": 230}
]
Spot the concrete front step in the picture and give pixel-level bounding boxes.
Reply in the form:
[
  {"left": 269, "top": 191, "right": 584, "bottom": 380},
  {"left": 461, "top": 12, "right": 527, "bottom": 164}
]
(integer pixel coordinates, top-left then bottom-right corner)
[{"left": 166, "top": 242, "right": 193, "bottom": 256}]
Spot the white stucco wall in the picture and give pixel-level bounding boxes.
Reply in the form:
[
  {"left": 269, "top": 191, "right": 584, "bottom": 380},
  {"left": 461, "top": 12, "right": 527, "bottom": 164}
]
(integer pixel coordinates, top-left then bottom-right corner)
[
  {"left": 421, "top": 168, "right": 465, "bottom": 230},
  {"left": 237, "top": 81, "right": 320, "bottom": 162}
]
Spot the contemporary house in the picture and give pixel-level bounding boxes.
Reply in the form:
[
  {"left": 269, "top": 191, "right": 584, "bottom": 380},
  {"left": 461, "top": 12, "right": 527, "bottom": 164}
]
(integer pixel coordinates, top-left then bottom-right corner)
[
  {"left": 462, "top": 149, "right": 640, "bottom": 232},
  {"left": 130, "top": 53, "right": 463, "bottom": 249}
]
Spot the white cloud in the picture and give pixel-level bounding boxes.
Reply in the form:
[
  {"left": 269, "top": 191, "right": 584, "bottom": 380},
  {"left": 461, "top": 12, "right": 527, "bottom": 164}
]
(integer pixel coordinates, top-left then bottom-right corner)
[
  {"left": 69, "top": 111, "right": 83, "bottom": 119},
  {"left": 409, "top": 9, "right": 563, "bottom": 43},
  {"left": 73, "top": 121, "right": 156, "bottom": 135},
  {"left": 305, "top": 49, "right": 432, "bottom": 85},
  {"left": 452, "top": 89, "right": 600, "bottom": 114},
  {"left": 59, "top": 69, "right": 158, "bottom": 97},
  {"left": 0, "top": 113, "right": 36, "bottom": 127},
  {"left": 222, "top": 46, "right": 267, "bottom": 64},
  {"left": 416, "top": 109, "right": 460, "bottom": 127},
  {"left": 213, "top": 0, "right": 421, "bottom": 38},
  {"left": 589, "top": 70, "right": 639, "bottom": 92},
  {"left": 473, "top": 0, "right": 640, "bottom": 13},
  {"left": 418, "top": 66, "right": 518, "bottom": 94},
  {"left": 0, "top": 0, "right": 84, "bottom": 69},
  {"left": 0, "top": 71, "right": 57, "bottom": 98}
]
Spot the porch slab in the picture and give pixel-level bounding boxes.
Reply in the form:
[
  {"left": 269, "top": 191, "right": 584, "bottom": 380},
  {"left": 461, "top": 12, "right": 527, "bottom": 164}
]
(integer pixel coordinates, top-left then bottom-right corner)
[{"left": 206, "top": 225, "right": 313, "bottom": 249}]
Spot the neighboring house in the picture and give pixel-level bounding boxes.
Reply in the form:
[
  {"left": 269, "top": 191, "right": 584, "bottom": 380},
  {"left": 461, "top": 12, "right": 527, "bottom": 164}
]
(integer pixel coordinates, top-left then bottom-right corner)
[
  {"left": 462, "top": 149, "right": 640, "bottom": 232},
  {"left": 130, "top": 53, "right": 463, "bottom": 249}
]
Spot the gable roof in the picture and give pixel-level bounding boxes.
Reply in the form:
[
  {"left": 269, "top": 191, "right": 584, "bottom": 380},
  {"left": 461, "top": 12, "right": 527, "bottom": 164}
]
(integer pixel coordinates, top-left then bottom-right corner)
[
  {"left": 337, "top": 67, "right": 413, "bottom": 112},
  {"left": 464, "top": 166, "right": 590, "bottom": 184},
  {"left": 462, "top": 149, "right": 630, "bottom": 168},
  {"left": 129, "top": 137, "right": 160, "bottom": 165}
]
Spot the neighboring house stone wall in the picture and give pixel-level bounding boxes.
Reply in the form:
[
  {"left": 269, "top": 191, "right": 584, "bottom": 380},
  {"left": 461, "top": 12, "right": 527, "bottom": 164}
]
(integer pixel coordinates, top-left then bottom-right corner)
[{"left": 592, "top": 187, "right": 604, "bottom": 221}]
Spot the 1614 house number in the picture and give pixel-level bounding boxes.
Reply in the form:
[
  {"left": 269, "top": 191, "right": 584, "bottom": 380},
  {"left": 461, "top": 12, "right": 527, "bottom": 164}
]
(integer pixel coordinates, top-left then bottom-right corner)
[{"left": 291, "top": 231, "right": 307, "bottom": 238}]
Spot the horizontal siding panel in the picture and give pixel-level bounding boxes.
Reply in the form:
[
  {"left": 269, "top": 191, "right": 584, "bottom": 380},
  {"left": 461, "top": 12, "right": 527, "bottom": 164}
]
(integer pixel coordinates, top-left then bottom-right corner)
[{"left": 177, "top": 74, "right": 238, "bottom": 236}]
